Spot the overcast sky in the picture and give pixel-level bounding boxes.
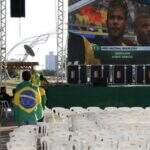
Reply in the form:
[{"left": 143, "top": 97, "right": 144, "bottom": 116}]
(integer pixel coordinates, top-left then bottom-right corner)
[{"left": 7, "top": 0, "right": 65, "bottom": 69}]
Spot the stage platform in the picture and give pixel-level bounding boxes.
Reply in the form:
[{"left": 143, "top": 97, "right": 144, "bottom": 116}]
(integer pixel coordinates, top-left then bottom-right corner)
[{"left": 46, "top": 84, "right": 150, "bottom": 108}]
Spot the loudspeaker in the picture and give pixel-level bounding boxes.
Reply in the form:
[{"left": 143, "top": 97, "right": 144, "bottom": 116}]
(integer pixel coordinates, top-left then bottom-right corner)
[
  {"left": 126, "top": 65, "right": 132, "bottom": 84},
  {"left": 136, "top": 65, "right": 144, "bottom": 84},
  {"left": 103, "top": 65, "right": 109, "bottom": 83},
  {"left": 11, "top": 0, "right": 25, "bottom": 17},
  {"left": 114, "top": 66, "right": 124, "bottom": 84},
  {"left": 145, "top": 66, "right": 150, "bottom": 84},
  {"left": 90, "top": 65, "right": 107, "bottom": 86},
  {"left": 80, "top": 65, "right": 87, "bottom": 84},
  {"left": 67, "top": 65, "right": 79, "bottom": 84},
  {"left": 91, "top": 65, "right": 102, "bottom": 84}
]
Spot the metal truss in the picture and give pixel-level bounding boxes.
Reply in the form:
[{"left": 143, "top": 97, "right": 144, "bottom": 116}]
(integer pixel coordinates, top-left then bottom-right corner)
[
  {"left": 0, "top": 0, "right": 65, "bottom": 84},
  {"left": 0, "top": 0, "right": 6, "bottom": 86},
  {"left": 56, "top": 0, "right": 66, "bottom": 82}
]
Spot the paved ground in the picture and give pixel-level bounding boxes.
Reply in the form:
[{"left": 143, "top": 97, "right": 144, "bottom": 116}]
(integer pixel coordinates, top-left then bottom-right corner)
[{"left": 0, "top": 127, "right": 16, "bottom": 150}]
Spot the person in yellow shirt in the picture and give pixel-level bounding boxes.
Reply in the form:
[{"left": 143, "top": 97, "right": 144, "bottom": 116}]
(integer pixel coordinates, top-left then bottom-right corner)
[
  {"left": 31, "top": 72, "right": 47, "bottom": 122},
  {"left": 31, "top": 69, "right": 41, "bottom": 87}
]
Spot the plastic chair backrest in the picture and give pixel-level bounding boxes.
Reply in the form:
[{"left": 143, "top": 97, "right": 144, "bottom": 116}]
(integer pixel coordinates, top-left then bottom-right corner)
[{"left": 0, "top": 100, "right": 10, "bottom": 109}]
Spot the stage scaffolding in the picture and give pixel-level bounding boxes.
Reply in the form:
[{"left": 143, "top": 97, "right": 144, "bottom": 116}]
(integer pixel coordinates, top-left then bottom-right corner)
[
  {"left": 0, "top": 0, "right": 7, "bottom": 86},
  {"left": 56, "top": 0, "right": 66, "bottom": 83},
  {"left": 0, "top": 0, "right": 66, "bottom": 85}
]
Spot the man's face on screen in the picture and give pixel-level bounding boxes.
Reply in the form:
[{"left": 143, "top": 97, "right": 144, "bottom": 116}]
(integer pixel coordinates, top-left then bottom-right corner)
[
  {"left": 136, "top": 18, "right": 150, "bottom": 45},
  {"left": 107, "top": 8, "right": 126, "bottom": 39}
]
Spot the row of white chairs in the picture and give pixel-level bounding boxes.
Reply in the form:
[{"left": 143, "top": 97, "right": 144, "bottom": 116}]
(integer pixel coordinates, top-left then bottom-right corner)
[
  {"left": 7, "top": 106, "right": 150, "bottom": 150},
  {"left": 7, "top": 125, "right": 38, "bottom": 150}
]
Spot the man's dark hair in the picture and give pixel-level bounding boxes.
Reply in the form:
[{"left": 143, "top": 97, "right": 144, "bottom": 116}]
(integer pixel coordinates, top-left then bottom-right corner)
[
  {"left": 12, "top": 88, "right": 16, "bottom": 95},
  {"left": 107, "top": 0, "right": 128, "bottom": 20},
  {"left": 40, "top": 74, "right": 44, "bottom": 81},
  {"left": 22, "top": 70, "right": 31, "bottom": 81},
  {"left": 0, "top": 86, "right": 6, "bottom": 93},
  {"left": 134, "top": 7, "right": 150, "bottom": 27}
]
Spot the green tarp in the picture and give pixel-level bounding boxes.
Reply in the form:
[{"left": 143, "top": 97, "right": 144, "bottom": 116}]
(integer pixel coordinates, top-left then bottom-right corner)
[{"left": 46, "top": 85, "right": 150, "bottom": 108}]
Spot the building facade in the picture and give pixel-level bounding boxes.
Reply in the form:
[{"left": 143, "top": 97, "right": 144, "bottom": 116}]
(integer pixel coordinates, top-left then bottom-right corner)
[{"left": 45, "top": 52, "right": 57, "bottom": 71}]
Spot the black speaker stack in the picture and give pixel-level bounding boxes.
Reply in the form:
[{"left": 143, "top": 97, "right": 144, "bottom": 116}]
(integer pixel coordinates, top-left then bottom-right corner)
[
  {"left": 11, "top": 0, "right": 25, "bottom": 17},
  {"left": 67, "top": 64, "right": 150, "bottom": 86},
  {"left": 114, "top": 65, "right": 125, "bottom": 84}
]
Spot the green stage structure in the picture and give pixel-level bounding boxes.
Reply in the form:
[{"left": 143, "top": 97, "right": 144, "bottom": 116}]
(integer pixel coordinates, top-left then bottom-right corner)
[{"left": 46, "top": 85, "right": 150, "bottom": 108}]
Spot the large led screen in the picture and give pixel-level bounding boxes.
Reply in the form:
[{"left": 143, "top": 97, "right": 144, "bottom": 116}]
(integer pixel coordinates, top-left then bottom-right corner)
[{"left": 68, "top": 0, "right": 150, "bottom": 64}]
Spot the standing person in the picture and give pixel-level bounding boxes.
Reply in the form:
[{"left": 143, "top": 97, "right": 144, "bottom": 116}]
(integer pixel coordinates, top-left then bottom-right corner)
[
  {"left": 31, "top": 69, "right": 41, "bottom": 87},
  {"left": 38, "top": 76, "right": 47, "bottom": 122},
  {"left": 39, "top": 74, "right": 47, "bottom": 109},
  {"left": 0, "top": 86, "right": 11, "bottom": 106},
  {"left": 31, "top": 72, "right": 46, "bottom": 122},
  {"left": 13, "top": 70, "right": 41, "bottom": 125},
  {"left": 134, "top": 7, "right": 150, "bottom": 46}
]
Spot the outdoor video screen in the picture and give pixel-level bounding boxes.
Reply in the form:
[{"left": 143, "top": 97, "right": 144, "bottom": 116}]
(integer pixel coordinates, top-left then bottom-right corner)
[{"left": 68, "top": 0, "right": 150, "bottom": 64}]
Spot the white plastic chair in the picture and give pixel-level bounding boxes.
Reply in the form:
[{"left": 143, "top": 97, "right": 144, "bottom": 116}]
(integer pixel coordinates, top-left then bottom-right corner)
[
  {"left": 118, "top": 140, "right": 146, "bottom": 150},
  {"left": 70, "top": 106, "right": 84, "bottom": 112},
  {"left": 118, "top": 107, "right": 131, "bottom": 112},
  {"left": 0, "top": 100, "right": 13, "bottom": 125},
  {"left": 104, "top": 107, "right": 118, "bottom": 112}
]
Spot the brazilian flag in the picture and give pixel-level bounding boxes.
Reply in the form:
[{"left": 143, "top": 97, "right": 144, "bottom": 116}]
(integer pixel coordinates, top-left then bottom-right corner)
[
  {"left": 13, "top": 81, "right": 42, "bottom": 125},
  {"left": 39, "top": 87, "right": 47, "bottom": 110}
]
